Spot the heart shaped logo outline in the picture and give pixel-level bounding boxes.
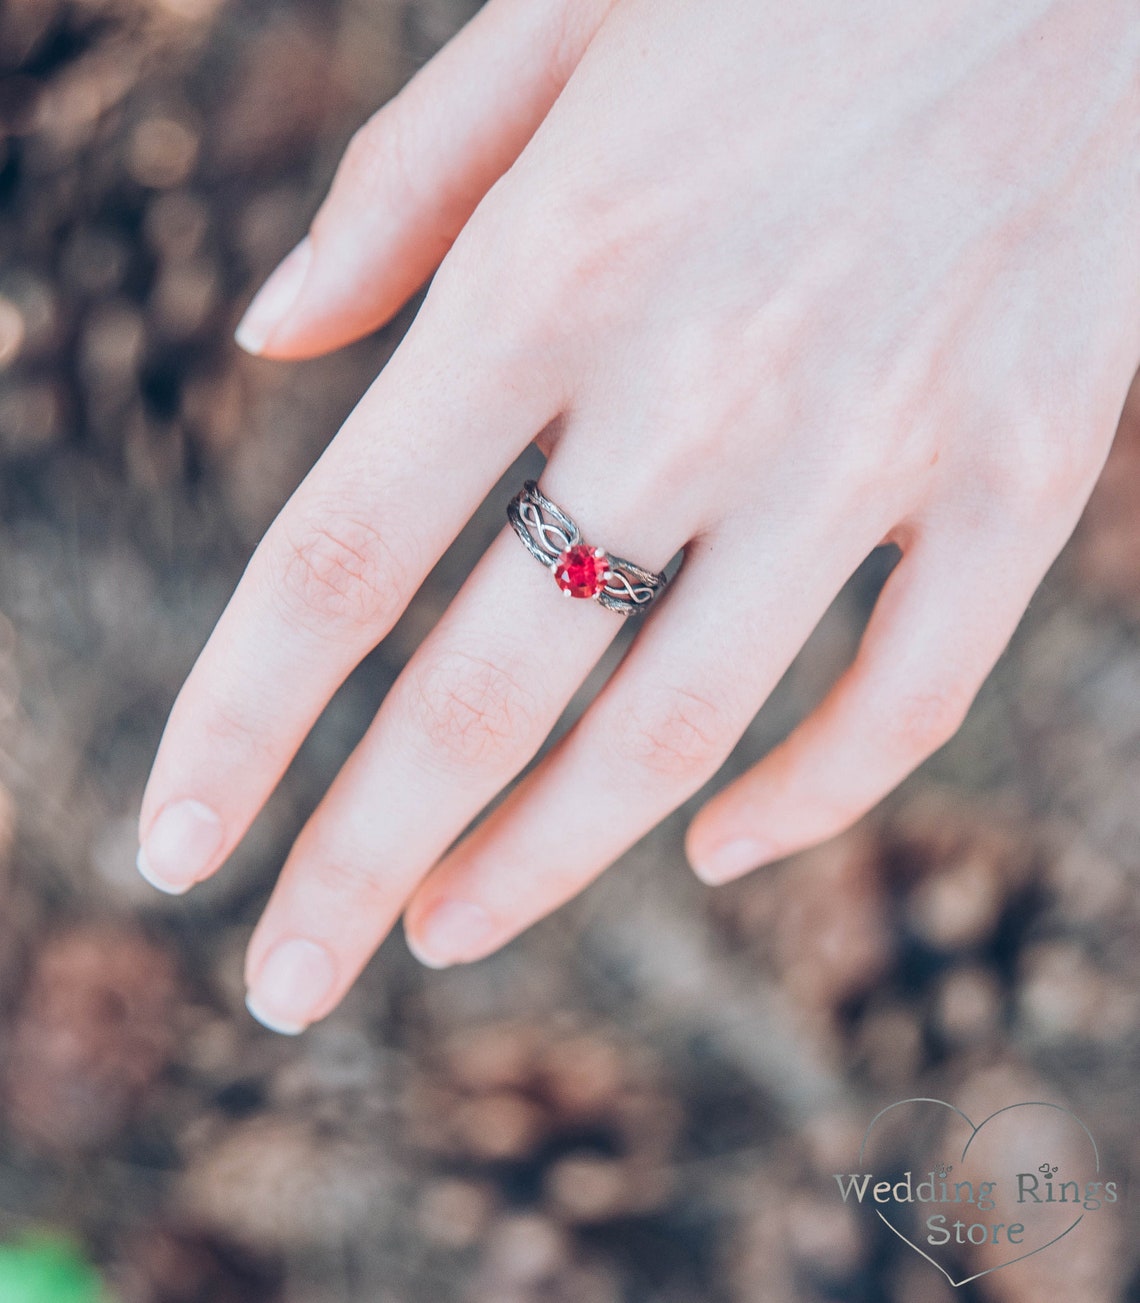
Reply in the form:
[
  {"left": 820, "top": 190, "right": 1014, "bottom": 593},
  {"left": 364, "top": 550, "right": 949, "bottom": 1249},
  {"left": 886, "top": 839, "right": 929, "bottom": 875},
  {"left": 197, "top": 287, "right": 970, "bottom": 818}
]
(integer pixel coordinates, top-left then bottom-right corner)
[{"left": 857, "top": 1097, "right": 1099, "bottom": 1288}]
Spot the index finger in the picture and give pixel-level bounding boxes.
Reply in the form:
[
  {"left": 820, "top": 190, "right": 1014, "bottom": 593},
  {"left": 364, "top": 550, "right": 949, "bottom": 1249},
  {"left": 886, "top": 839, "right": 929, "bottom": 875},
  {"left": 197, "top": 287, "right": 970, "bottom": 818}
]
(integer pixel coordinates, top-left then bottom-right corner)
[{"left": 137, "top": 264, "right": 559, "bottom": 894}]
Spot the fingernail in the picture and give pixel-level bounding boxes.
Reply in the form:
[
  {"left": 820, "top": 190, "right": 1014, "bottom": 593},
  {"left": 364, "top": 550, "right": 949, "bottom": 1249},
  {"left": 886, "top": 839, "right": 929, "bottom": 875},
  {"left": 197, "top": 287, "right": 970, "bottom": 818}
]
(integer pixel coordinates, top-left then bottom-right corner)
[
  {"left": 137, "top": 799, "right": 223, "bottom": 894},
  {"left": 246, "top": 938, "right": 337, "bottom": 1035},
  {"left": 234, "top": 236, "right": 312, "bottom": 354},
  {"left": 692, "top": 838, "right": 775, "bottom": 885},
  {"left": 406, "top": 900, "right": 495, "bottom": 969}
]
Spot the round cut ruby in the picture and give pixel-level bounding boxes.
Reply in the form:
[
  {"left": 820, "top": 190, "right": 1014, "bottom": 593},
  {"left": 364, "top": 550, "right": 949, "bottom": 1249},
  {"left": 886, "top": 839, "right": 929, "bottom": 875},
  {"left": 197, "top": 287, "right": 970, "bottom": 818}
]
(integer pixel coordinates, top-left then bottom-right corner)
[{"left": 554, "top": 545, "right": 608, "bottom": 598}]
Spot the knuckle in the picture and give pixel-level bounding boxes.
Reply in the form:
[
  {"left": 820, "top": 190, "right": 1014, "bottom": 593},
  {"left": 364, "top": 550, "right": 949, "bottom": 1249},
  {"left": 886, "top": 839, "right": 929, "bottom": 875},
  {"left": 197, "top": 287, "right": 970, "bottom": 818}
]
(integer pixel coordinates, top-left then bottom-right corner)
[
  {"left": 309, "top": 850, "right": 386, "bottom": 906},
  {"left": 421, "top": 172, "right": 668, "bottom": 391},
  {"left": 882, "top": 683, "right": 974, "bottom": 757},
  {"left": 979, "top": 448, "right": 1060, "bottom": 514},
  {"left": 405, "top": 647, "right": 537, "bottom": 771},
  {"left": 473, "top": 183, "right": 664, "bottom": 354},
  {"left": 548, "top": 0, "right": 613, "bottom": 78},
  {"left": 1016, "top": 439, "right": 1089, "bottom": 510},
  {"left": 830, "top": 403, "right": 921, "bottom": 497},
  {"left": 537, "top": 193, "right": 657, "bottom": 317},
  {"left": 327, "top": 104, "right": 417, "bottom": 216},
  {"left": 419, "top": 188, "right": 563, "bottom": 385},
  {"left": 195, "top": 693, "right": 276, "bottom": 764},
  {"left": 967, "top": 417, "right": 1094, "bottom": 527},
  {"left": 268, "top": 511, "right": 404, "bottom": 634},
  {"left": 610, "top": 682, "right": 727, "bottom": 782}
]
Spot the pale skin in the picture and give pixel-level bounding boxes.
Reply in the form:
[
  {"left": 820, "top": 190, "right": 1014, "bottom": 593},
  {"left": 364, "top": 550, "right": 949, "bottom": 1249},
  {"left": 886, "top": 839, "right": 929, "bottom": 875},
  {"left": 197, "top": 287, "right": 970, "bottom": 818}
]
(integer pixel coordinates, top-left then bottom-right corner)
[{"left": 135, "top": 0, "right": 1140, "bottom": 1033}]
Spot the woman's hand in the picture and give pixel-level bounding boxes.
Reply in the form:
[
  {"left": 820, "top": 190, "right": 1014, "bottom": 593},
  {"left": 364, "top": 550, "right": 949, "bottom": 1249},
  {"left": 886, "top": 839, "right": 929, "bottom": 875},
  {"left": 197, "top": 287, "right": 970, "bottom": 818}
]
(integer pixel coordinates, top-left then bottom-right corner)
[{"left": 136, "top": 0, "right": 1140, "bottom": 1033}]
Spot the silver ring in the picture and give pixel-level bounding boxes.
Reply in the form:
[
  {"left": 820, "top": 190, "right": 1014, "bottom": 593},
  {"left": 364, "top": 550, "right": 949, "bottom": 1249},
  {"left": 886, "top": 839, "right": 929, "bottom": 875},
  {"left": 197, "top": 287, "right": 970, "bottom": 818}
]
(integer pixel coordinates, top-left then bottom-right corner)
[{"left": 507, "top": 480, "right": 669, "bottom": 616}]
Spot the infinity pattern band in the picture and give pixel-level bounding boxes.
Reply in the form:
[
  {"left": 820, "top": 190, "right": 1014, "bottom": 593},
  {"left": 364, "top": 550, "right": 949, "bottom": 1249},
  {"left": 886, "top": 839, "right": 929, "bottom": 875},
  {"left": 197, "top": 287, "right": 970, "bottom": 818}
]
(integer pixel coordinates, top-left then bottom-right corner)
[{"left": 508, "top": 480, "right": 669, "bottom": 615}]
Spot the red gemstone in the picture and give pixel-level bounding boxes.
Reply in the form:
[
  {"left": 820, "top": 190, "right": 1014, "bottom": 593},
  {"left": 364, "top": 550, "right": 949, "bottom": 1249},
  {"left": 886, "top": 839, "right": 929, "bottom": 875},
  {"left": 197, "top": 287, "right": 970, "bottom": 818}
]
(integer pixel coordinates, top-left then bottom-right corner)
[{"left": 554, "top": 545, "right": 608, "bottom": 598}]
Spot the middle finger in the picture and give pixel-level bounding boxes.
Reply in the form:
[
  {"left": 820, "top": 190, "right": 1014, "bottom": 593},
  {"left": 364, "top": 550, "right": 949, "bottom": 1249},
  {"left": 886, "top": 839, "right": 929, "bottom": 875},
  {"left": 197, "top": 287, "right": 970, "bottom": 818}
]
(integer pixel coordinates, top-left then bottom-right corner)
[{"left": 136, "top": 269, "right": 558, "bottom": 896}]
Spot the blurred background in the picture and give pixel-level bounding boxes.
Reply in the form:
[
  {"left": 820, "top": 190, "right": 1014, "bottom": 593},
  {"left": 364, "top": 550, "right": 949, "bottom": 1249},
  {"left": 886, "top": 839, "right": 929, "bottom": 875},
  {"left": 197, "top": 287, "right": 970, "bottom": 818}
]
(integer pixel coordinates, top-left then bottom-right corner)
[{"left": 1, "top": 1, "right": 1139, "bottom": 1300}]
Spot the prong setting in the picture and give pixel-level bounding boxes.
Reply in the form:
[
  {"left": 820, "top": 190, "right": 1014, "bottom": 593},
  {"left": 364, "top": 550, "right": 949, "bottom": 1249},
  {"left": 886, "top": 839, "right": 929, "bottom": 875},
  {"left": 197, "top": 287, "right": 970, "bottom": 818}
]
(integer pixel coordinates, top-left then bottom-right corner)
[{"left": 508, "top": 480, "right": 668, "bottom": 614}]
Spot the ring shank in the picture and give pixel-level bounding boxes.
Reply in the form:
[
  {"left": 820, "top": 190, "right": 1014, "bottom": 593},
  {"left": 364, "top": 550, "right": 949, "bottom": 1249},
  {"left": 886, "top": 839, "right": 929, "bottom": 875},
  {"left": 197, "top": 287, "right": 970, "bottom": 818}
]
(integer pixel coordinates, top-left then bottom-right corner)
[{"left": 508, "top": 480, "right": 669, "bottom": 616}]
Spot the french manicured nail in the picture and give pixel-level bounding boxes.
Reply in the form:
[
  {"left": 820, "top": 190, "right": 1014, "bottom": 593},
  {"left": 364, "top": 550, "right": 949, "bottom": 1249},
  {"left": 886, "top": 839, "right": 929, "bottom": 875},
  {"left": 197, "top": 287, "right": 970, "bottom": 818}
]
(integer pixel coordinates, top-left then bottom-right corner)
[
  {"left": 245, "top": 938, "right": 337, "bottom": 1035},
  {"left": 137, "top": 799, "right": 223, "bottom": 894},
  {"left": 406, "top": 900, "right": 495, "bottom": 969},
  {"left": 692, "top": 838, "right": 774, "bottom": 885},
  {"left": 234, "top": 236, "right": 312, "bottom": 354}
]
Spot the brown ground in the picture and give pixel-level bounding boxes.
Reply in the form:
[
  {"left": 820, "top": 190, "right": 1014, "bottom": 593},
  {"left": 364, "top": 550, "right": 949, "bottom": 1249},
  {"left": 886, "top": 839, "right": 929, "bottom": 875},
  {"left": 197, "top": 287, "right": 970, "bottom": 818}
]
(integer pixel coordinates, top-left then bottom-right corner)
[{"left": 1, "top": 2, "right": 1139, "bottom": 1300}]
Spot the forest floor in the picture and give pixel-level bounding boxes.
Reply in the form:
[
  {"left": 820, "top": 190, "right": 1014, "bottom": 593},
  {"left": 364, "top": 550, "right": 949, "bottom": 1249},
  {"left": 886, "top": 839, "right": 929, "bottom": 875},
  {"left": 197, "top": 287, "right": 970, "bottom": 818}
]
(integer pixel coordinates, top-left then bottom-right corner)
[{"left": 1, "top": 2, "right": 1140, "bottom": 1300}]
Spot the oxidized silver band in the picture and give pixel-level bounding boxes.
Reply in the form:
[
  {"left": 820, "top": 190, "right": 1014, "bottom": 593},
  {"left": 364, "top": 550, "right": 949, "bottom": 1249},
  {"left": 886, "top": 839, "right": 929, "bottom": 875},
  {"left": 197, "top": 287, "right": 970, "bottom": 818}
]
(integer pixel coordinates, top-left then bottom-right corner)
[{"left": 507, "top": 480, "right": 669, "bottom": 615}]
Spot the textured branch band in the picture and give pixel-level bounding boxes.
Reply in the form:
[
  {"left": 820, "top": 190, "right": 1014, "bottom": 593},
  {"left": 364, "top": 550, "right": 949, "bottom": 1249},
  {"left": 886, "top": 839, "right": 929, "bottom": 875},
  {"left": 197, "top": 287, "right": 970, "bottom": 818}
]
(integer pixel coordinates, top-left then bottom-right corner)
[{"left": 507, "top": 480, "right": 669, "bottom": 615}]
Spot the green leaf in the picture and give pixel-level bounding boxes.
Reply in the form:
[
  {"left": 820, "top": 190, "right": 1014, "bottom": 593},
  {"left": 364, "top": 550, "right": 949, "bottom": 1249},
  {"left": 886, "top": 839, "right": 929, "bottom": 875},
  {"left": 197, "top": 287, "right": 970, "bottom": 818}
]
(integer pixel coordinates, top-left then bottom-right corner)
[{"left": 0, "top": 1233, "right": 107, "bottom": 1303}]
